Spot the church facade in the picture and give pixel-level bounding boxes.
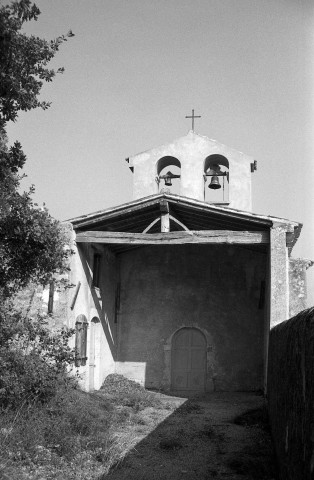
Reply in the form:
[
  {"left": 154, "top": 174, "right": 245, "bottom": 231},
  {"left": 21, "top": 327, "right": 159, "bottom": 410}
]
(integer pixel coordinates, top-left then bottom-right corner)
[{"left": 64, "top": 131, "right": 311, "bottom": 393}]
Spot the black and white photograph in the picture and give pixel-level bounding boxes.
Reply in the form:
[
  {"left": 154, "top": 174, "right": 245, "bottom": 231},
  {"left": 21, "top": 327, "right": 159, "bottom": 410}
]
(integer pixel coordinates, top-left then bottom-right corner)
[{"left": 1, "top": 1, "right": 313, "bottom": 478}]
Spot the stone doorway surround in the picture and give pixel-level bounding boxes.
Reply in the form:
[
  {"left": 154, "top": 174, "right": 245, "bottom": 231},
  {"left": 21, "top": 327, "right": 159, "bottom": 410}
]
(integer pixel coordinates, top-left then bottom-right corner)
[{"left": 163, "top": 325, "right": 215, "bottom": 392}]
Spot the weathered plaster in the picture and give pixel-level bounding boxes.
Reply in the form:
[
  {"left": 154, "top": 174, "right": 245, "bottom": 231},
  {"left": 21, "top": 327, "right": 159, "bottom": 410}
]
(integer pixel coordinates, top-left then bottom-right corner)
[
  {"left": 270, "top": 227, "right": 289, "bottom": 328},
  {"left": 70, "top": 240, "right": 117, "bottom": 390},
  {"left": 117, "top": 244, "right": 267, "bottom": 392}
]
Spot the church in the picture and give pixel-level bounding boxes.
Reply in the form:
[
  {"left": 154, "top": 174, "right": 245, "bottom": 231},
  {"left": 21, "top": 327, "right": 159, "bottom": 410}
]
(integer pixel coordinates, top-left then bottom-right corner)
[{"left": 65, "top": 127, "right": 311, "bottom": 394}]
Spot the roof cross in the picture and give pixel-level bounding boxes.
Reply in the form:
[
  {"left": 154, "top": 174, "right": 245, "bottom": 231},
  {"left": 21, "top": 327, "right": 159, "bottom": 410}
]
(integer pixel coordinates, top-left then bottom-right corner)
[{"left": 185, "top": 109, "right": 201, "bottom": 131}]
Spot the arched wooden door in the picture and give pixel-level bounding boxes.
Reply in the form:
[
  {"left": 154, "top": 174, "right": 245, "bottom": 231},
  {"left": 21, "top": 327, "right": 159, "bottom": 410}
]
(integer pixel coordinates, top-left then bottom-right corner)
[{"left": 171, "top": 328, "right": 206, "bottom": 391}]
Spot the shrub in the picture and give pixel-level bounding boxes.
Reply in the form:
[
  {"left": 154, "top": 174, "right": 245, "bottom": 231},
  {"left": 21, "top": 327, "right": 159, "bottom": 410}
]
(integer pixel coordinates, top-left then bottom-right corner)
[
  {"left": 0, "top": 301, "right": 75, "bottom": 409},
  {"left": 0, "top": 386, "right": 116, "bottom": 478}
]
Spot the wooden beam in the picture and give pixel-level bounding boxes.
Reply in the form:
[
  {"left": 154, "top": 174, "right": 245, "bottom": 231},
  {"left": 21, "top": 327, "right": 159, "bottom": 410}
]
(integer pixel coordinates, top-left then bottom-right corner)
[
  {"left": 70, "top": 281, "right": 81, "bottom": 310},
  {"left": 76, "top": 230, "right": 269, "bottom": 245},
  {"left": 169, "top": 214, "right": 190, "bottom": 232},
  {"left": 73, "top": 198, "right": 161, "bottom": 228},
  {"left": 142, "top": 217, "right": 160, "bottom": 233}
]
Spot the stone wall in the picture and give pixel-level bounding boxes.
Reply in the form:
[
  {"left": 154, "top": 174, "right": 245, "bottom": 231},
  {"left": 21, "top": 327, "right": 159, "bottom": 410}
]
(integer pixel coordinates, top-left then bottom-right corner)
[
  {"left": 289, "top": 258, "right": 313, "bottom": 317},
  {"left": 12, "top": 282, "right": 70, "bottom": 331},
  {"left": 267, "top": 307, "right": 314, "bottom": 480},
  {"left": 117, "top": 243, "right": 267, "bottom": 391}
]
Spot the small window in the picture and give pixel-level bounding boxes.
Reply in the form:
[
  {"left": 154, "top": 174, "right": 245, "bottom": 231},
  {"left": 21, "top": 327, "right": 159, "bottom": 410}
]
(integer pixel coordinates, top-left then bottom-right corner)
[
  {"left": 75, "top": 314, "right": 88, "bottom": 367},
  {"left": 92, "top": 254, "right": 101, "bottom": 288}
]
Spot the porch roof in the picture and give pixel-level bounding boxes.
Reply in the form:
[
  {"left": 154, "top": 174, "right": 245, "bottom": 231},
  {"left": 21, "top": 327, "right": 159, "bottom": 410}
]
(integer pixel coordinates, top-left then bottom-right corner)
[{"left": 67, "top": 194, "right": 302, "bottom": 253}]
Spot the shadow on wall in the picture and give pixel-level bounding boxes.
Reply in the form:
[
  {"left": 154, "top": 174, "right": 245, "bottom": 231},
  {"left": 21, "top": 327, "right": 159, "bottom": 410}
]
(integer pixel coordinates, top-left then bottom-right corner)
[
  {"left": 116, "top": 244, "right": 266, "bottom": 393},
  {"left": 78, "top": 246, "right": 116, "bottom": 359}
]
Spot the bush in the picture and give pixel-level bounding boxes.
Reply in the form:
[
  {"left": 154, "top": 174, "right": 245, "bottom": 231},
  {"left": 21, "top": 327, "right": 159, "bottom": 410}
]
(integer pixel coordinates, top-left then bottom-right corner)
[
  {"left": 0, "top": 301, "right": 75, "bottom": 408},
  {"left": 0, "top": 373, "right": 163, "bottom": 478},
  {"left": 0, "top": 386, "right": 117, "bottom": 479}
]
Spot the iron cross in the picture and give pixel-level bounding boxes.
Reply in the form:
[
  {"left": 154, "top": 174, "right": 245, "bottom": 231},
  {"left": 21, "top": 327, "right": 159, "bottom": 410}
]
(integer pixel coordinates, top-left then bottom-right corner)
[{"left": 185, "top": 109, "right": 201, "bottom": 131}]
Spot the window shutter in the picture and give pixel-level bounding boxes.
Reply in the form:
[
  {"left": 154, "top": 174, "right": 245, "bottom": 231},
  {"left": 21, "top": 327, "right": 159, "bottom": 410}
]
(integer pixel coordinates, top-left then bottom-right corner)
[
  {"left": 48, "top": 281, "right": 54, "bottom": 314},
  {"left": 75, "top": 314, "right": 88, "bottom": 367}
]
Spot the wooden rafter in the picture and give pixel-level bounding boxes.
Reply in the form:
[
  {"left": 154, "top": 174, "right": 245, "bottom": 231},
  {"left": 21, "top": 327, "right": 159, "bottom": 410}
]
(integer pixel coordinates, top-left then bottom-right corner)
[
  {"left": 169, "top": 214, "right": 190, "bottom": 232},
  {"left": 142, "top": 217, "right": 160, "bottom": 233}
]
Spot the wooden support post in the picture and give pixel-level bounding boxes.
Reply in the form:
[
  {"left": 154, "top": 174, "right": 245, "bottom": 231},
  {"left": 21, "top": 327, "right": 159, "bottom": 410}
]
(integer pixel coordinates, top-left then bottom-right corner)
[
  {"left": 161, "top": 212, "right": 170, "bottom": 232},
  {"left": 160, "top": 199, "right": 170, "bottom": 232}
]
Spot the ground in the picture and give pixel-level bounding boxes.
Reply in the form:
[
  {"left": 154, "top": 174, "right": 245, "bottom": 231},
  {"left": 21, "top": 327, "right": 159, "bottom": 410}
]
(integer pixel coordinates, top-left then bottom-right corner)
[
  {"left": 0, "top": 377, "right": 276, "bottom": 479},
  {"left": 105, "top": 391, "right": 276, "bottom": 480}
]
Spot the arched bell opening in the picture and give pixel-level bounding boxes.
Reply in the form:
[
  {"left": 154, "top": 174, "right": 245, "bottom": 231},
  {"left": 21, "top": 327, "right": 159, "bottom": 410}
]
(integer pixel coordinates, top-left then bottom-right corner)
[
  {"left": 156, "top": 156, "right": 181, "bottom": 195},
  {"left": 204, "top": 154, "right": 229, "bottom": 204}
]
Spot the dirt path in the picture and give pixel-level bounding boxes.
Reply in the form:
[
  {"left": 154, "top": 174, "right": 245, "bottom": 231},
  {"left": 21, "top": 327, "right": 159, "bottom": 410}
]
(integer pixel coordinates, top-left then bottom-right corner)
[{"left": 106, "top": 392, "right": 276, "bottom": 480}]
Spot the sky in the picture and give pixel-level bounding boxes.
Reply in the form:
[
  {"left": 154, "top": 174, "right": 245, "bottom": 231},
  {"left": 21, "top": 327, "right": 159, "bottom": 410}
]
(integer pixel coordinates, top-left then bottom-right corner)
[{"left": 6, "top": 0, "right": 314, "bottom": 305}]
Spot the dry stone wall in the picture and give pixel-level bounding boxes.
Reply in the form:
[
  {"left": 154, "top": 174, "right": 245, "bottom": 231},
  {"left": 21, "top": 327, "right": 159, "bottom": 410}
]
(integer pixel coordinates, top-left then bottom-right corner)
[
  {"left": 289, "top": 258, "right": 313, "bottom": 317},
  {"left": 12, "top": 281, "right": 71, "bottom": 331}
]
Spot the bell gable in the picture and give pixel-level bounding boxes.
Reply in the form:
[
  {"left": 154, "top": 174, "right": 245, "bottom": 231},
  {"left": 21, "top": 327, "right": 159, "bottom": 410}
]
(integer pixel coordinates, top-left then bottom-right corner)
[{"left": 126, "top": 131, "right": 256, "bottom": 211}]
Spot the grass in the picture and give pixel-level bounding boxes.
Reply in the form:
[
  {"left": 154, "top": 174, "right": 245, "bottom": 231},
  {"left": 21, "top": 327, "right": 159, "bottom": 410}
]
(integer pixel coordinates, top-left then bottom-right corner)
[
  {"left": 0, "top": 374, "right": 163, "bottom": 480},
  {"left": 0, "top": 381, "right": 277, "bottom": 479}
]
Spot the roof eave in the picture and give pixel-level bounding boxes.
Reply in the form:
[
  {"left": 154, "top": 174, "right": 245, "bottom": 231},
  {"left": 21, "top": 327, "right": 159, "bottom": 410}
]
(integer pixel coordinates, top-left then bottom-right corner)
[{"left": 66, "top": 193, "right": 301, "bottom": 241}]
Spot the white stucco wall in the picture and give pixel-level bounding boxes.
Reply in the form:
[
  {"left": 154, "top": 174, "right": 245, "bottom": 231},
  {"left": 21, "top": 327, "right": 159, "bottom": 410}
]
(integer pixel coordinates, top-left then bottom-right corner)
[
  {"left": 129, "top": 131, "right": 254, "bottom": 211},
  {"left": 69, "top": 240, "right": 116, "bottom": 391}
]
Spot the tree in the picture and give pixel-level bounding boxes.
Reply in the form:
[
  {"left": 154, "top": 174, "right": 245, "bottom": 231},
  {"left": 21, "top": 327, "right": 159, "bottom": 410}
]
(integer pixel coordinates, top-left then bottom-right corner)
[
  {"left": 0, "top": 0, "right": 74, "bottom": 127},
  {"left": 0, "top": 0, "right": 74, "bottom": 297}
]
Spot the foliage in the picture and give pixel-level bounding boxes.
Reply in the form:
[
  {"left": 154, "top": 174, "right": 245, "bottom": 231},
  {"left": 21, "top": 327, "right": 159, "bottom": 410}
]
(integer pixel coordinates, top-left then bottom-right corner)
[
  {"left": 0, "top": 376, "right": 159, "bottom": 479},
  {"left": 0, "top": 301, "right": 75, "bottom": 408},
  {"left": 0, "top": 1, "right": 74, "bottom": 297},
  {"left": 0, "top": 183, "right": 72, "bottom": 296},
  {"left": 0, "top": 0, "right": 74, "bottom": 127},
  {"left": 0, "top": 387, "right": 115, "bottom": 479},
  {"left": 0, "top": 5, "right": 85, "bottom": 477}
]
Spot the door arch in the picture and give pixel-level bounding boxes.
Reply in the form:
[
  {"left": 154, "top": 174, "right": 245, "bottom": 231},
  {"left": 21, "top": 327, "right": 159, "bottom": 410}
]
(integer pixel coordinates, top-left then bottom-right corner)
[{"left": 171, "top": 327, "right": 206, "bottom": 391}]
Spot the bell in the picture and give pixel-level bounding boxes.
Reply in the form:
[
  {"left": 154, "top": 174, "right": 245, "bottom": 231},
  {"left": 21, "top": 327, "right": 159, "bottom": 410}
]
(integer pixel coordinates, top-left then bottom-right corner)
[
  {"left": 208, "top": 175, "right": 221, "bottom": 189},
  {"left": 164, "top": 175, "right": 172, "bottom": 187},
  {"left": 164, "top": 171, "right": 174, "bottom": 186}
]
